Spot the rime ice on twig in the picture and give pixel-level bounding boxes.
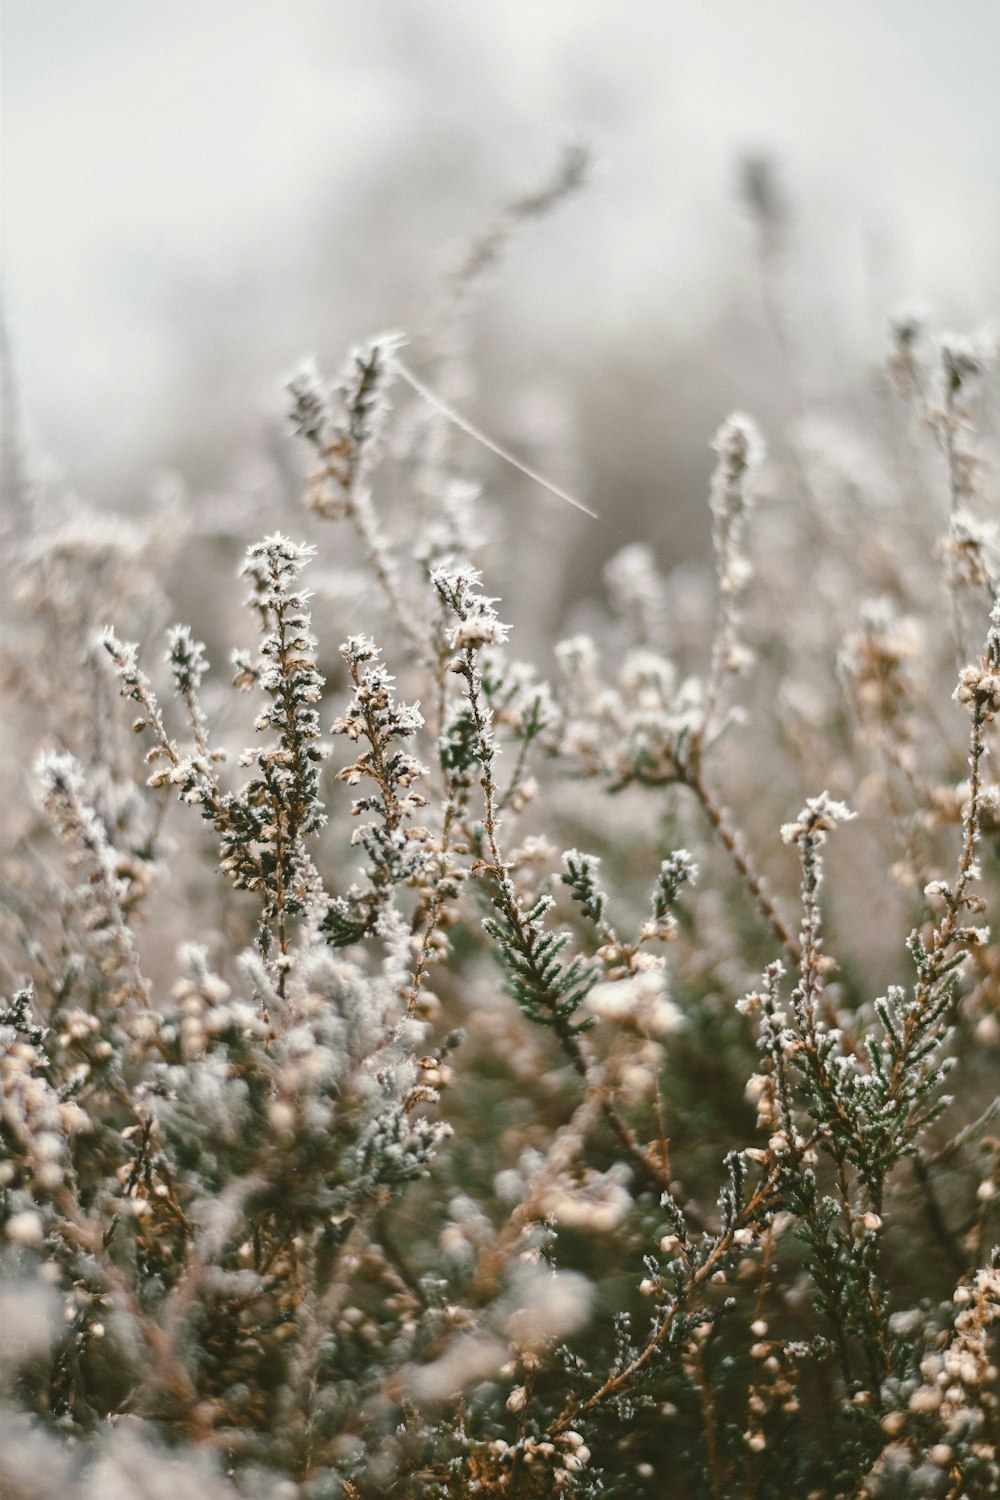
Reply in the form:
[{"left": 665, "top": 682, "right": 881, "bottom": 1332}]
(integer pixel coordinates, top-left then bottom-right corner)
[
  {"left": 104, "top": 535, "right": 331, "bottom": 978},
  {"left": 325, "top": 633, "right": 431, "bottom": 944},
  {"left": 698, "top": 412, "right": 763, "bottom": 750},
  {"left": 288, "top": 335, "right": 422, "bottom": 647},
  {"left": 36, "top": 751, "right": 150, "bottom": 1011}
]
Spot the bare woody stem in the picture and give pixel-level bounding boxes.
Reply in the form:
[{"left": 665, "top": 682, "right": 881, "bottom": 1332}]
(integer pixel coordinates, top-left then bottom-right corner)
[
  {"left": 345, "top": 485, "right": 423, "bottom": 652},
  {"left": 684, "top": 757, "right": 802, "bottom": 966}
]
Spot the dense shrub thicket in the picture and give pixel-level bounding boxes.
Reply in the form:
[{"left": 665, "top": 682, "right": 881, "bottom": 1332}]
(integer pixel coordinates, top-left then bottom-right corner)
[{"left": 1, "top": 183, "right": 999, "bottom": 1497}]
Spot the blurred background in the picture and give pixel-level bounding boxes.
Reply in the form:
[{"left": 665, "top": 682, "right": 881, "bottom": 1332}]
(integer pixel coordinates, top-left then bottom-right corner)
[{"left": 3, "top": 0, "right": 1000, "bottom": 568}]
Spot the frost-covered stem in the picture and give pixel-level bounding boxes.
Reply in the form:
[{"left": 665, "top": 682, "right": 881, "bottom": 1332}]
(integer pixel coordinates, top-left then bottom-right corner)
[
  {"left": 759, "top": 900, "right": 863, "bottom": 1390},
  {"left": 153, "top": 1182, "right": 261, "bottom": 1408},
  {"left": 405, "top": 792, "right": 458, "bottom": 1016},
  {"left": 785, "top": 803, "right": 869, "bottom": 1150},
  {"left": 167, "top": 625, "right": 211, "bottom": 760},
  {"left": 403, "top": 623, "right": 469, "bottom": 1013},
  {"left": 349, "top": 487, "right": 422, "bottom": 650},
  {"left": 550, "top": 1164, "right": 782, "bottom": 1434},
  {"left": 791, "top": 824, "right": 863, "bottom": 1106},
  {"left": 937, "top": 344, "right": 985, "bottom": 666},
  {"left": 240, "top": 537, "right": 329, "bottom": 982},
  {"left": 265, "top": 578, "right": 300, "bottom": 972},
  {"left": 293, "top": 340, "right": 422, "bottom": 650},
  {"left": 442, "top": 143, "right": 588, "bottom": 321},
  {"left": 603, "top": 1091, "right": 675, "bottom": 1195},
  {"left": 891, "top": 696, "right": 987, "bottom": 1096},
  {"left": 345, "top": 650, "right": 409, "bottom": 902},
  {"left": 943, "top": 379, "right": 968, "bottom": 665},
  {"left": 331, "top": 634, "right": 427, "bottom": 945},
  {"left": 934, "top": 702, "right": 985, "bottom": 952},
  {"left": 284, "top": 1200, "right": 385, "bottom": 1471},
  {"left": 864, "top": 723, "right": 934, "bottom": 894},
  {"left": 51, "top": 1185, "right": 206, "bottom": 1430},
  {"left": 473, "top": 1090, "right": 604, "bottom": 1299},
  {"left": 461, "top": 646, "right": 503, "bottom": 886},
  {"left": 898, "top": 602, "right": 996, "bottom": 1112},
  {"left": 795, "top": 832, "right": 824, "bottom": 1037},
  {"left": 458, "top": 644, "right": 673, "bottom": 1195},
  {"left": 783, "top": 799, "right": 899, "bottom": 1399},
  {"left": 103, "top": 628, "right": 223, "bottom": 813},
  {"left": 498, "top": 723, "right": 536, "bottom": 813},
  {"left": 460, "top": 643, "right": 578, "bottom": 1056},
  {"left": 695, "top": 414, "right": 760, "bottom": 748},
  {"left": 741, "top": 156, "right": 797, "bottom": 390},
  {"left": 940, "top": 361, "right": 967, "bottom": 523},
  {"left": 103, "top": 632, "right": 180, "bottom": 768},
  {"left": 685, "top": 759, "right": 801, "bottom": 965},
  {"left": 37, "top": 752, "right": 150, "bottom": 1009},
  {"left": 649, "top": 1070, "right": 673, "bottom": 1184},
  {"left": 272, "top": 816, "right": 290, "bottom": 972}
]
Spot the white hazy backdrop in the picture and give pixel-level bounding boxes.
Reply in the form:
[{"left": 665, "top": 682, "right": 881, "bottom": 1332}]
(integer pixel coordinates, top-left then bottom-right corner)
[{"left": 3, "top": 0, "right": 1000, "bottom": 552}]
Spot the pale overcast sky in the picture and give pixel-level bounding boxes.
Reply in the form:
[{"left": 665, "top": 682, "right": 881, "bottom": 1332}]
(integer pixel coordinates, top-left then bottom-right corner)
[{"left": 3, "top": 0, "right": 999, "bottom": 498}]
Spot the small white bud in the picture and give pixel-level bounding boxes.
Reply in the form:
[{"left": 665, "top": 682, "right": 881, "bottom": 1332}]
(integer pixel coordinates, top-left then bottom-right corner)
[{"left": 7, "top": 1210, "right": 45, "bottom": 1246}]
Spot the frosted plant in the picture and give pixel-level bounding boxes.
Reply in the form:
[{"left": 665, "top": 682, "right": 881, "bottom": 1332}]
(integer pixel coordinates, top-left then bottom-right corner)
[
  {"left": 324, "top": 633, "right": 431, "bottom": 945},
  {"left": 2, "top": 222, "right": 999, "bottom": 1498}
]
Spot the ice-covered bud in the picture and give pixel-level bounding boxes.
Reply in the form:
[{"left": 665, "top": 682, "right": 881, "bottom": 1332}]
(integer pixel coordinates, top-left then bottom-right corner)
[
  {"left": 432, "top": 564, "right": 511, "bottom": 650},
  {"left": 586, "top": 970, "right": 685, "bottom": 1037},
  {"left": 940, "top": 335, "right": 987, "bottom": 395},
  {"left": 955, "top": 604, "right": 1000, "bottom": 719},
  {"left": 604, "top": 543, "right": 667, "bottom": 643},
  {"left": 781, "top": 791, "right": 856, "bottom": 846},
  {"left": 166, "top": 625, "right": 209, "bottom": 695},
  {"left": 6, "top": 1210, "right": 45, "bottom": 1246},
  {"left": 541, "top": 1166, "right": 633, "bottom": 1233},
  {"left": 503, "top": 1266, "right": 593, "bottom": 1348},
  {"left": 554, "top": 633, "right": 598, "bottom": 680},
  {"left": 710, "top": 414, "right": 764, "bottom": 515}
]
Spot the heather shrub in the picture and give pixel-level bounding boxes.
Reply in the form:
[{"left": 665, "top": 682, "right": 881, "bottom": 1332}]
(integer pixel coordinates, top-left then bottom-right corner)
[{"left": 1, "top": 230, "right": 999, "bottom": 1497}]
